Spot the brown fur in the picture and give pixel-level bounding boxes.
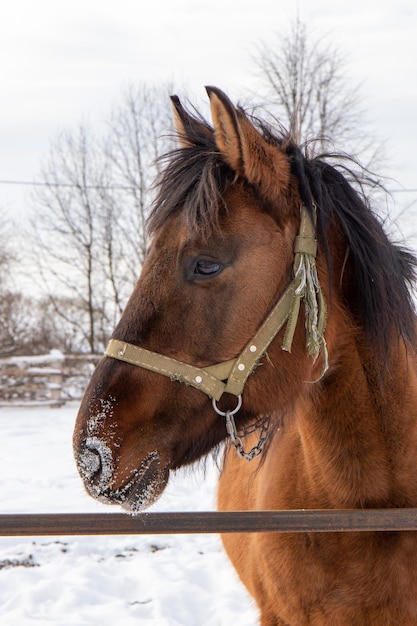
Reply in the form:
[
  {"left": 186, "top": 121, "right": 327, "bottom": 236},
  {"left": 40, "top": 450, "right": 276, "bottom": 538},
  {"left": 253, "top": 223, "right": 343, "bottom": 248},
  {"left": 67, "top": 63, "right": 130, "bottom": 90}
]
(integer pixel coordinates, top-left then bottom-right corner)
[{"left": 74, "top": 88, "right": 417, "bottom": 625}]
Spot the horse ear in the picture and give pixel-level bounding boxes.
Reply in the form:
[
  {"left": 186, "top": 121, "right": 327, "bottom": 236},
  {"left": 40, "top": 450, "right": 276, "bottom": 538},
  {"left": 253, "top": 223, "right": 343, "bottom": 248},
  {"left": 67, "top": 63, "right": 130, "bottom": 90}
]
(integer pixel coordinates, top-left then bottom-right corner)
[
  {"left": 170, "top": 95, "right": 213, "bottom": 149},
  {"left": 170, "top": 95, "right": 195, "bottom": 148},
  {"left": 205, "top": 86, "right": 242, "bottom": 172},
  {"left": 206, "top": 86, "right": 290, "bottom": 199}
]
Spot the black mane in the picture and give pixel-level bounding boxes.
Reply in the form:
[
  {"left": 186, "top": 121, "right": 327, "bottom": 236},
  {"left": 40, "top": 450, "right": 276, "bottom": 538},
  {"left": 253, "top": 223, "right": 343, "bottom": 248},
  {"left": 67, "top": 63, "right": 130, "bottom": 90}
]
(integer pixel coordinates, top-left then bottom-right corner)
[
  {"left": 148, "top": 108, "right": 417, "bottom": 359},
  {"left": 288, "top": 145, "right": 417, "bottom": 358}
]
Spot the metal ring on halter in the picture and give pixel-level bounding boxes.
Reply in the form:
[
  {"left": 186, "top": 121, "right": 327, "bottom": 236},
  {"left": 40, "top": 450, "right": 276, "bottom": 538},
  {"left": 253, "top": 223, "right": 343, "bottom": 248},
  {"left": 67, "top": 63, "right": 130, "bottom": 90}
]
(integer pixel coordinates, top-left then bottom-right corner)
[{"left": 212, "top": 394, "right": 242, "bottom": 417}]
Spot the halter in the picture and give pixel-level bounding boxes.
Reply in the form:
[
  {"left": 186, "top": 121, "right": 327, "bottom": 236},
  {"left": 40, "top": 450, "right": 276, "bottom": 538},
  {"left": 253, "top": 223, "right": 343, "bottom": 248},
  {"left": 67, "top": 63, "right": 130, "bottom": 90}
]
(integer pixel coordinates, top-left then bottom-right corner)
[{"left": 105, "top": 205, "right": 328, "bottom": 404}]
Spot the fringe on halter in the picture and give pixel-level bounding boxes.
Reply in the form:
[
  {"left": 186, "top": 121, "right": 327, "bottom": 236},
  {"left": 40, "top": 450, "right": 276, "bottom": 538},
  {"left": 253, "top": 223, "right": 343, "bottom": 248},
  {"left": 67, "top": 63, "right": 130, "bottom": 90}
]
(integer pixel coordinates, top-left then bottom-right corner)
[{"left": 282, "top": 248, "right": 329, "bottom": 380}]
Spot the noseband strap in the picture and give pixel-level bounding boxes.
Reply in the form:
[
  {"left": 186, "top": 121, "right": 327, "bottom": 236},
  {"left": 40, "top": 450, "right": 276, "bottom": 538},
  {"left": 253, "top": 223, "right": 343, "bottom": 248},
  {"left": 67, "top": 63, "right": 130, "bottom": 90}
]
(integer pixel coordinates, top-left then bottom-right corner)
[
  {"left": 105, "top": 339, "right": 235, "bottom": 401},
  {"left": 105, "top": 206, "right": 328, "bottom": 402}
]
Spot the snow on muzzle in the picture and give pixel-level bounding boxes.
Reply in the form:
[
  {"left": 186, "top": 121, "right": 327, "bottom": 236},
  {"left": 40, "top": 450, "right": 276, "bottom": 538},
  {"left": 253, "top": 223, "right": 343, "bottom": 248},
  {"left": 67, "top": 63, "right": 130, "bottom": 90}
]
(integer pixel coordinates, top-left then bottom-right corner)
[{"left": 77, "top": 436, "right": 169, "bottom": 513}]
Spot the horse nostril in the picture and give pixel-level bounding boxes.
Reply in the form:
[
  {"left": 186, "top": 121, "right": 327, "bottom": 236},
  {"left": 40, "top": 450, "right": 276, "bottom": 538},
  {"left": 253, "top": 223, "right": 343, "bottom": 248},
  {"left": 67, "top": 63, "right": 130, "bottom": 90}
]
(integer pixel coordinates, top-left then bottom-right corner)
[
  {"left": 79, "top": 437, "right": 114, "bottom": 489},
  {"left": 81, "top": 447, "right": 102, "bottom": 478}
]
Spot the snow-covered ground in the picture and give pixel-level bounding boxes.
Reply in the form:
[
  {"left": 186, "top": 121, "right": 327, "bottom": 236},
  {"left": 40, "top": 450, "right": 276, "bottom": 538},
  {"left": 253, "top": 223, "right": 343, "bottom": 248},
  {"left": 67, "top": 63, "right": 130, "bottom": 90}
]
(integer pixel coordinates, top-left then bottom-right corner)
[{"left": 0, "top": 403, "right": 258, "bottom": 626}]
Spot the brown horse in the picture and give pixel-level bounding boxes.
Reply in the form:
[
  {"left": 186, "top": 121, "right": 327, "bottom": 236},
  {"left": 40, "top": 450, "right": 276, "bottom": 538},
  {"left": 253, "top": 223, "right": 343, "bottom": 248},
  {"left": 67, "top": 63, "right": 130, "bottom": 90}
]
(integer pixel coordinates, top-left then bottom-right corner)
[{"left": 73, "top": 87, "right": 417, "bottom": 625}]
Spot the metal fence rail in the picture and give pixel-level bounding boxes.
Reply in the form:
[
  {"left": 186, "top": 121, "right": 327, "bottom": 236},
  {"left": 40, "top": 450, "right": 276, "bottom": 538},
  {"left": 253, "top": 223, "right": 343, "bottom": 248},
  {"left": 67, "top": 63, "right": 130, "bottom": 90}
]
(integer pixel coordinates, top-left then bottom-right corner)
[{"left": 1, "top": 509, "right": 417, "bottom": 537}]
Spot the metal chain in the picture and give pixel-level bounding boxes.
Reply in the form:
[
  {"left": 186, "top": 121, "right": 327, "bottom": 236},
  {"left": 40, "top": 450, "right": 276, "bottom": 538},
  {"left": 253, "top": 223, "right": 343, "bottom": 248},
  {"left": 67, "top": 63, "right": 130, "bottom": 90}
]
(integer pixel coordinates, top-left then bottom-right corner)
[
  {"left": 224, "top": 411, "right": 270, "bottom": 462},
  {"left": 212, "top": 395, "right": 271, "bottom": 462},
  {"left": 238, "top": 415, "right": 269, "bottom": 437}
]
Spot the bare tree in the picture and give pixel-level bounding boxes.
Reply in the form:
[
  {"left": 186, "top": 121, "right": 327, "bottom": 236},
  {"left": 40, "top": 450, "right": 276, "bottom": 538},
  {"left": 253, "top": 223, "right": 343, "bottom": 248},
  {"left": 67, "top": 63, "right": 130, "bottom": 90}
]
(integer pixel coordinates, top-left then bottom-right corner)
[
  {"left": 99, "top": 83, "right": 173, "bottom": 311},
  {"left": 0, "top": 207, "right": 16, "bottom": 292},
  {"left": 253, "top": 18, "right": 383, "bottom": 166},
  {"left": 30, "top": 83, "right": 172, "bottom": 353},
  {"left": 0, "top": 293, "right": 53, "bottom": 356},
  {"left": 105, "top": 83, "right": 172, "bottom": 266},
  {"left": 0, "top": 207, "right": 20, "bottom": 355},
  {"left": 32, "top": 124, "right": 109, "bottom": 353}
]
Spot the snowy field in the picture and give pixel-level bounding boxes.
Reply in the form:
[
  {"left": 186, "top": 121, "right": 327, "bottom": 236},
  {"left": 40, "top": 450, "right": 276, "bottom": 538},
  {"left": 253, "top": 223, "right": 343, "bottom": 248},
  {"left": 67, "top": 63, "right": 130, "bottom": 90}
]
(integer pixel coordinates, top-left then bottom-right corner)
[{"left": 0, "top": 403, "right": 258, "bottom": 626}]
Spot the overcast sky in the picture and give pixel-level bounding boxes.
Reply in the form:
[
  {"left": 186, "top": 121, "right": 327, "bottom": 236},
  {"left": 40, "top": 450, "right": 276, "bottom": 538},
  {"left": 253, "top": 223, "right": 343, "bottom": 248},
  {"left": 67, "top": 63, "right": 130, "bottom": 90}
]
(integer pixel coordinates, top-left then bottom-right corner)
[{"left": 1, "top": 0, "right": 416, "bottom": 221}]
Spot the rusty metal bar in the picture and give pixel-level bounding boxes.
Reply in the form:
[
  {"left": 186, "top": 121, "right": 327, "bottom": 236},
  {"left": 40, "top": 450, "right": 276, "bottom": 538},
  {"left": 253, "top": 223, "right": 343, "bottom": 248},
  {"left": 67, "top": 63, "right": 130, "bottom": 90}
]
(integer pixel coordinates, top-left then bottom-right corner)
[{"left": 1, "top": 509, "right": 417, "bottom": 537}]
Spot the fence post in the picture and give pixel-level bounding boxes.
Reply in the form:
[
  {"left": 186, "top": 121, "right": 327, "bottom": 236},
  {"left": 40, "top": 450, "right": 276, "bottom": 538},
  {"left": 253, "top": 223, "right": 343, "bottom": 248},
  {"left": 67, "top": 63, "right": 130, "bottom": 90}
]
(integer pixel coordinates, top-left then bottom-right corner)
[{"left": 48, "top": 359, "right": 64, "bottom": 407}]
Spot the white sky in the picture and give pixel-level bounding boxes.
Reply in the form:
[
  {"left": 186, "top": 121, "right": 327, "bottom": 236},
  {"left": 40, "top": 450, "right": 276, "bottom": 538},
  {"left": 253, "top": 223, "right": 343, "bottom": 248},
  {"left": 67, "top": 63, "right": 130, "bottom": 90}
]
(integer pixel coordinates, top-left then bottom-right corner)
[{"left": 1, "top": 0, "right": 416, "bottom": 220}]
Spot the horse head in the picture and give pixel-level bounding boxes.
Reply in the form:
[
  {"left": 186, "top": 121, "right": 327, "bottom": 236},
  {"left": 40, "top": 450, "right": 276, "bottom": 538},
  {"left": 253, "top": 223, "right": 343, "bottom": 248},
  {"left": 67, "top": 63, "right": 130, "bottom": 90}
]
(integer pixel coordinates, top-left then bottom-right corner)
[{"left": 73, "top": 87, "right": 332, "bottom": 512}]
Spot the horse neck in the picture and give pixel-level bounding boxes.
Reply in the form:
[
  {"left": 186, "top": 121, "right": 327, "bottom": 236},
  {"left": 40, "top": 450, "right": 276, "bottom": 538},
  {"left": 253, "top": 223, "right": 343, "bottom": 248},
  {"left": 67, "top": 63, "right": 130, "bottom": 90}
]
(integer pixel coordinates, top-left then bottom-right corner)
[{"left": 296, "top": 328, "right": 417, "bottom": 509}]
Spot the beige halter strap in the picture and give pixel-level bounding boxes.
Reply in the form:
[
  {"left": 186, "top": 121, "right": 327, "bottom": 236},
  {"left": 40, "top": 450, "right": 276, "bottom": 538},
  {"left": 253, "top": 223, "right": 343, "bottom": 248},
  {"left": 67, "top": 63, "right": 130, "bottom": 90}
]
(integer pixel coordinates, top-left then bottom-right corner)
[{"left": 105, "top": 206, "right": 328, "bottom": 402}]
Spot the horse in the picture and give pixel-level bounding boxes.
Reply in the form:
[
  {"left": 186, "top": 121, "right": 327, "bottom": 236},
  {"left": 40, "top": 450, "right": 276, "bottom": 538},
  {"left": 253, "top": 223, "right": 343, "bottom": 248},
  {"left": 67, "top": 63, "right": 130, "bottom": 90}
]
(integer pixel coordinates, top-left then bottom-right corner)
[{"left": 73, "top": 87, "right": 417, "bottom": 625}]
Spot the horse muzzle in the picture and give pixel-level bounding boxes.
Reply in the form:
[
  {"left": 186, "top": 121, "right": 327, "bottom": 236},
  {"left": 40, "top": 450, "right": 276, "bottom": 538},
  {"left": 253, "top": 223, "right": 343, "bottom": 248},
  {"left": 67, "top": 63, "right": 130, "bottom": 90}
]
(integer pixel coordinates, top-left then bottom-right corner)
[{"left": 76, "top": 438, "right": 169, "bottom": 512}]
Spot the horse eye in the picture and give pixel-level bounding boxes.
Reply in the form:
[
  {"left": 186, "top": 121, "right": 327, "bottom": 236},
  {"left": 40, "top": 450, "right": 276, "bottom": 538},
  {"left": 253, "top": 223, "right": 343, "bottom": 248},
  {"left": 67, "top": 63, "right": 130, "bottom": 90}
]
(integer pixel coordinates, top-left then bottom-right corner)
[
  {"left": 191, "top": 258, "right": 222, "bottom": 279},
  {"left": 195, "top": 259, "right": 221, "bottom": 276}
]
